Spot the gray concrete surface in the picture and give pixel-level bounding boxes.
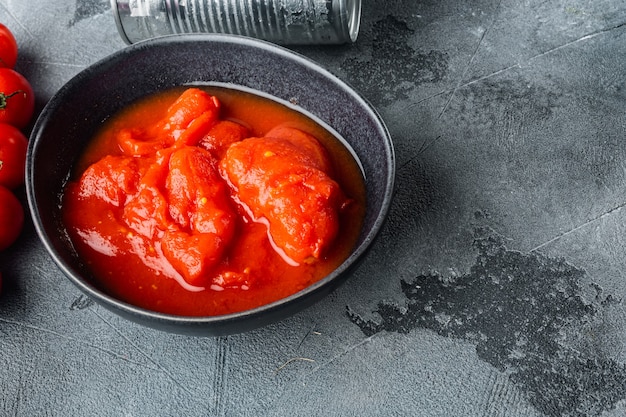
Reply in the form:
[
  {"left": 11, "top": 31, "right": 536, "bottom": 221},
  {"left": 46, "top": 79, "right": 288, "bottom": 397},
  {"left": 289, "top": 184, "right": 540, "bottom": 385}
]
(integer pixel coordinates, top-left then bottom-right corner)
[{"left": 1, "top": 0, "right": 625, "bottom": 416}]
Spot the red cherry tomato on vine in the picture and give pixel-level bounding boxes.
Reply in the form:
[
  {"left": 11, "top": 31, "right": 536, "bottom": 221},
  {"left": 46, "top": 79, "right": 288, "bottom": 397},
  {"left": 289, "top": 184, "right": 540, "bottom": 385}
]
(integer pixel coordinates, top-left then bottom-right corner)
[
  {"left": 0, "top": 185, "right": 23, "bottom": 251},
  {"left": 0, "top": 123, "right": 28, "bottom": 189},
  {"left": 0, "top": 68, "right": 34, "bottom": 129},
  {"left": 0, "top": 24, "right": 18, "bottom": 69}
]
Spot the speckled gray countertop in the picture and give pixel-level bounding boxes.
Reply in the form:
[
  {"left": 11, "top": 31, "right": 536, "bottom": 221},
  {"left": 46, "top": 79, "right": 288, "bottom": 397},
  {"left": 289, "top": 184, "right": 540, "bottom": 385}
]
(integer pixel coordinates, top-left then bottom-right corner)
[{"left": 1, "top": 1, "right": 625, "bottom": 416}]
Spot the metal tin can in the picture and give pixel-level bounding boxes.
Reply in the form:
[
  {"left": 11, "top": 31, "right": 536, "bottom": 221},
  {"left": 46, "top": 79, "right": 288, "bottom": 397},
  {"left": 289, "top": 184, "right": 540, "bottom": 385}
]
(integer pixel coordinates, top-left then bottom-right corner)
[{"left": 111, "top": 0, "right": 362, "bottom": 45}]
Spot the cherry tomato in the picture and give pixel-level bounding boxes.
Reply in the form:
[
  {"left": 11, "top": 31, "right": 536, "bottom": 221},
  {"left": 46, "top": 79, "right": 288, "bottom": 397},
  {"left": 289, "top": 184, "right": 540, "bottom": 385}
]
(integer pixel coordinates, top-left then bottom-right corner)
[
  {"left": 0, "top": 123, "right": 27, "bottom": 189},
  {"left": 0, "top": 24, "right": 18, "bottom": 69},
  {"left": 0, "top": 68, "right": 34, "bottom": 129},
  {"left": 0, "top": 185, "right": 23, "bottom": 251}
]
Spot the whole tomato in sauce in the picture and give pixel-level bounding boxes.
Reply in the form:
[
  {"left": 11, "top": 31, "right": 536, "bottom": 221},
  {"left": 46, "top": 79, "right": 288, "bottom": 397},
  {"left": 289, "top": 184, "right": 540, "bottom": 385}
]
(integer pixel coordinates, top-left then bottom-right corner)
[{"left": 220, "top": 126, "right": 348, "bottom": 264}]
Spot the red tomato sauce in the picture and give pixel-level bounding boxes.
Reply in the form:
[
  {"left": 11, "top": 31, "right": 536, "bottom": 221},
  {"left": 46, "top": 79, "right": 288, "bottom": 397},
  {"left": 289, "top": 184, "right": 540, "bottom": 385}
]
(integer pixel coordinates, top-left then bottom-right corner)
[{"left": 62, "top": 86, "right": 366, "bottom": 316}]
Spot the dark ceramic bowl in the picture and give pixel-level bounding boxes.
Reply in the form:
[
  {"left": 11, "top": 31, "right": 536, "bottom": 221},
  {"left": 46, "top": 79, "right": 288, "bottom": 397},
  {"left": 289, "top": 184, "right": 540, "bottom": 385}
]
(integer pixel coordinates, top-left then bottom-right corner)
[{"left": 26, "top": 34, "right": 395, "bottom": 336}]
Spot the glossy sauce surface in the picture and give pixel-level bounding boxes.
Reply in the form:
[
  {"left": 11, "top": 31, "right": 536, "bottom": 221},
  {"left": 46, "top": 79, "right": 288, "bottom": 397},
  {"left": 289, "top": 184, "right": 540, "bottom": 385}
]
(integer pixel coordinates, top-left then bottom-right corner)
[{"left": 62, "top": 86, "right": 366, "bottom": 316}]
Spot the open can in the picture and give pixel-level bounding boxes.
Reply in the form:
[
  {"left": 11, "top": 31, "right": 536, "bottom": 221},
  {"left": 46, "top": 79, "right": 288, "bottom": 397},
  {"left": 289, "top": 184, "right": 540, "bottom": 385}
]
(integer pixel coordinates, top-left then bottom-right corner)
[{"left": 111, "top": 0, "right": 362, "bottom": 45}]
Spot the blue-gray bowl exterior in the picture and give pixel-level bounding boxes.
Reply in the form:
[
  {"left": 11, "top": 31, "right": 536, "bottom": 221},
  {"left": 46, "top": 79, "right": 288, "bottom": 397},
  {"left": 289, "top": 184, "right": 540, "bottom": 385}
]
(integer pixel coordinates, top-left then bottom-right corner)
[{"left": 26, "top": 34, "right": 395, "bottom": 336}]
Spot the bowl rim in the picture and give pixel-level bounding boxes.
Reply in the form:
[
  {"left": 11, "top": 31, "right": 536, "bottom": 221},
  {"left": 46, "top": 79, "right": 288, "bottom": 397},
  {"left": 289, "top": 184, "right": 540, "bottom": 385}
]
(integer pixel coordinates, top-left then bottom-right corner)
[{"left": 26, "top": 33, "right": 396, "bottom": 330}]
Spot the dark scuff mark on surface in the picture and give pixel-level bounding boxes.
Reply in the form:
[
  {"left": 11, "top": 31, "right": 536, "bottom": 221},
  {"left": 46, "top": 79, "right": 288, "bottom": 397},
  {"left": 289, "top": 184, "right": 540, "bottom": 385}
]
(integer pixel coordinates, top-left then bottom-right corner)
[
  {"left": 210, "top": 336, "right": 230, "bottom": 417},
  {"left": 341, "top": 15, "right": 448, "bottom": 106},
  {"left": 453, "top": 77, "right": 559, "bottom": 129},
  {"left": 348, "top": 226, "right": 626, "bottom": 417},
  {"left": 69, "top": 0, "right": 110, "bottom": 27},
  {"left": 69, "top": 294, "right": 94, "bottom": 310}
]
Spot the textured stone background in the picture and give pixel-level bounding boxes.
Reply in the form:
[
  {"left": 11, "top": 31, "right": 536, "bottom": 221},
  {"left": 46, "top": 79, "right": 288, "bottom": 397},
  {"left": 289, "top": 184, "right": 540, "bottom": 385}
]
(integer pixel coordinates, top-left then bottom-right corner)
[{"left": 1, "top": 1, "right": 625, "bottom": 416}]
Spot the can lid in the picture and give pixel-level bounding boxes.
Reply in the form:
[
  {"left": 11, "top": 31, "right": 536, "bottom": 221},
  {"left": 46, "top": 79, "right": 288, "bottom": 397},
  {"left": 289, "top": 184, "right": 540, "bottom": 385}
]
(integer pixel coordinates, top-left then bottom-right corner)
[
  {"left": 110, "top": 0, "right": 132, "bottom": 45},
  {"left": 345, "top": 0, "right": 362, "bottom": 43}
]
